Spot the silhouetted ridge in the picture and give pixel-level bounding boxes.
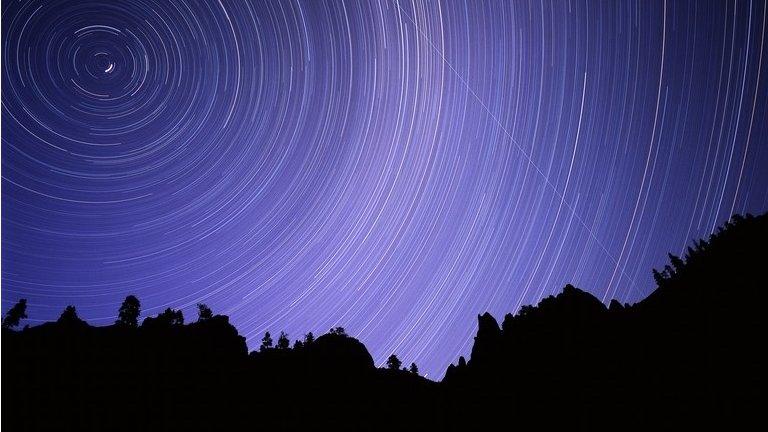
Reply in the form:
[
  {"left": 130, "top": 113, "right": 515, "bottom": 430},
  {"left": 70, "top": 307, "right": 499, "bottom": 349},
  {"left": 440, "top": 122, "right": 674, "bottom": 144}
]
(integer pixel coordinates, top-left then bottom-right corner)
[
  {"left": 3, "top": 213, "right": 766, "bottom": 431},
  {"left": 443, "top": 212, "right": 767, "bottom": 430}
]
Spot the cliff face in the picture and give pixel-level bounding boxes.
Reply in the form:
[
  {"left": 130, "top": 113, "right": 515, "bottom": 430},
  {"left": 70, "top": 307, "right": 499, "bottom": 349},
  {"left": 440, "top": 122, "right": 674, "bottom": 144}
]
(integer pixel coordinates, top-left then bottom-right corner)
[
  {"left": 467, "top": 312, "right": 501, "bottom": 368},
  {"left": 443, "top": 213, "right": 767, "bottom": 430}
]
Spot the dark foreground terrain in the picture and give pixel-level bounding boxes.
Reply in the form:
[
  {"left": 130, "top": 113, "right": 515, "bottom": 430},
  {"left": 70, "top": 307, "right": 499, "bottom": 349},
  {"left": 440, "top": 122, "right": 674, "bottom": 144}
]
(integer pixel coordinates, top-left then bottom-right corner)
[{"left": 3, "top": 213, "right": 766, "bottom": 431}]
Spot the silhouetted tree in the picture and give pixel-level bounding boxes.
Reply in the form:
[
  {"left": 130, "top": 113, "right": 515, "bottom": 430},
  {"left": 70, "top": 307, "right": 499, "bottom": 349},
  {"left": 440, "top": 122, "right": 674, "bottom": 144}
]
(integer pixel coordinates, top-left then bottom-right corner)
[
  {"left": 58, "top": 306, "right": 82, "bottom": 324},
  {"left": 652, "top": 268, "right": 666, "bottom": 286},
  {"left": 155, "top": 308, "right": 184, "bottom": 326},
  {"left": 293, "top": 340, "right": 304, "bottom": 349},
  {"left": 197, "top": 303, "right": 213, "bottom": 321},
  {"left": 668, "top": 253, "right": 685, "bottom": 272},
  {"left": 2, "top": 299, "right": 28, "bottom": 329},
  {"left": 386, "top": 354, "right": 402, "bottom": 370},
  {"left": 260, "top": 331, "right": 273, "bottom": 351},
  {"left": 116, "top": 295, "right": 140, "bottom": 328},
  {"left": 277, "top": 331, "right": 290, "bottom": 349},
  {"left": 304, "top": 332, "right": 315, "bottom": 345},
  {"left": 409, "top": 362, "right": 419, "bottom": 375}
]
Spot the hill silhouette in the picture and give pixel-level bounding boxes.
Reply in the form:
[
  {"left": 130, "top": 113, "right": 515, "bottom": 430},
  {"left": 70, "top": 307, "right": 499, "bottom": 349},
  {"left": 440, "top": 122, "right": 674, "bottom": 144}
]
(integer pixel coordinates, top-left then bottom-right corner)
[{"left": 3, "top": 213, "right": 766, "bottom": 431}]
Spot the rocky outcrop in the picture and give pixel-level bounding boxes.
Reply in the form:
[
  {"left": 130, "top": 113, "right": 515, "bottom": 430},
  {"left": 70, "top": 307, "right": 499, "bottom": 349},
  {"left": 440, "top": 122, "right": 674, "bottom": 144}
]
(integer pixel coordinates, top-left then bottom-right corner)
[{"left": 468, "top": 312, "right": 501, "bottom": 368}]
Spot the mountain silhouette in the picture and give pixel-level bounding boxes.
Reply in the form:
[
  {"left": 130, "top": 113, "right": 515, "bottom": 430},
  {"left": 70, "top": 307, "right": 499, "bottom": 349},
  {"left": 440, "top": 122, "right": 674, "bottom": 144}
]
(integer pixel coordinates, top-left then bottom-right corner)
[{"left": 3, "top": 213, "right": 766, "bottom": 431}]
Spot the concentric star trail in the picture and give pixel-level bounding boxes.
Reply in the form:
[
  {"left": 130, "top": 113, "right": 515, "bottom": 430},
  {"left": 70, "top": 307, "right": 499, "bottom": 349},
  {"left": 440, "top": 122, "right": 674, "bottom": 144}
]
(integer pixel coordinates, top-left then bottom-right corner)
[{"left": 3, "top": 0, "right": 767, "bottom": 378}]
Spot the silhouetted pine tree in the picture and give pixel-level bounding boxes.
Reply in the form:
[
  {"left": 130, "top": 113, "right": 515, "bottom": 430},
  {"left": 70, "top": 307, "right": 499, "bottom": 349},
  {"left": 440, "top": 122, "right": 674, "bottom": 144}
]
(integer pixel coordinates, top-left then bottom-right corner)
[
  {"left": 2, "top": 299, "right": 27, "bottom": 329},
  {"left": 386, "top": 354, "right": 402, "bottom": 370},
  {"left": 277, "top": 331, "right": 290, "bottom": 349},
  {"left": 116, "top": 295, "right": 140, "bottom": 328},
  {"left": 668, "top": 253, "right": 685, "bottom": 272}
]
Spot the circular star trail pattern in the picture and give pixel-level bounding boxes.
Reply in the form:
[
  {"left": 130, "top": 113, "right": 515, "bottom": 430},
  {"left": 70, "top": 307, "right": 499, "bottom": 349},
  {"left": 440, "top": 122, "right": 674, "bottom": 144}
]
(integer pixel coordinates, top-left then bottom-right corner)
[{"left": 3, "top": 0, "right": 768, "bottom": 378}]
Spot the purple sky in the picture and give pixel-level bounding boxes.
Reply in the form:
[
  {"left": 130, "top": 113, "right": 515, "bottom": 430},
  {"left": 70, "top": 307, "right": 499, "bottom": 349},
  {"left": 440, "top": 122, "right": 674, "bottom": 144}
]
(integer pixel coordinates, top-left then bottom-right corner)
[{"left": 3, "top": 0, "right": 768, "bottom": 378}]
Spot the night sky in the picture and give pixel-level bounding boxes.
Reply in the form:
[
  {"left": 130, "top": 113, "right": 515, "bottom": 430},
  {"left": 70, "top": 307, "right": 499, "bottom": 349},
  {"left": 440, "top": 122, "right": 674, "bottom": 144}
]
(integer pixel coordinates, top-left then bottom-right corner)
[{"left": 2, "top": 0, "right": 767, "bottom": 378}]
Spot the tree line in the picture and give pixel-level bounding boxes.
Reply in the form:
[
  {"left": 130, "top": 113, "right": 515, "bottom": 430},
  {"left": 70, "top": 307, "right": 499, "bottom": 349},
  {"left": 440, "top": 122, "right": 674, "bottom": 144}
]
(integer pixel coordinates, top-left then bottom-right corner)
[{"left": 2, "top": 294, "right": 420, "bottom": 375}]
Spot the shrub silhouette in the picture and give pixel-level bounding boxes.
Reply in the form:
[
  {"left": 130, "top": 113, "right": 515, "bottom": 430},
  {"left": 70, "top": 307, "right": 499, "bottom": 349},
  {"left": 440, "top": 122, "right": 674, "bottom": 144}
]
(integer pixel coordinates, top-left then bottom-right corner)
[
  {"left": 2, "top": 299, "right": 27, "bottom": 329},
  {"left": 116, "top": 295, "right": 140, "bottom": 327},
  {"left": 409, "top": 363, "right": 419, "bottom": 375},
  {"left": 260, "top": 331, "right": 273, "bottom": 351},
  {"left": 141, "top": 307, "right": 184, "bottom": 329},
  {"left": 57, "top": 305, "right": 84, "bottom": 325},
  {"left": 386, "top": 354, "right": 402, "bottom": 370}
]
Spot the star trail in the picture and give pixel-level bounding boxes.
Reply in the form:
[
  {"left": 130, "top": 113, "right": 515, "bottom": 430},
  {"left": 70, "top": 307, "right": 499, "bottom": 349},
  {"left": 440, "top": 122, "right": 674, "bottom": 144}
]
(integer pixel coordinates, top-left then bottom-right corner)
[{"left": 2, "top": 0, "right": 767, "bottom": 378}]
